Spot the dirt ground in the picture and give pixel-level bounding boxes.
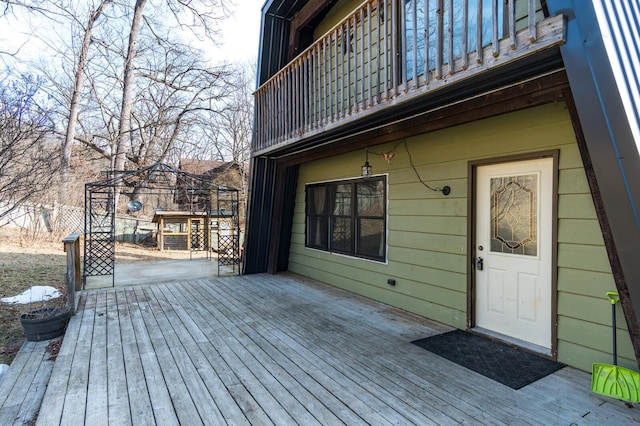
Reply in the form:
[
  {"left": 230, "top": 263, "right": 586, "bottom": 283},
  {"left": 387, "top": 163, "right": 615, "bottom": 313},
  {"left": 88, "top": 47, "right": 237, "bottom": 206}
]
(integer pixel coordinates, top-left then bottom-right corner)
[{"left": 0, "top": 227, "right": 191, "bottom": 365}]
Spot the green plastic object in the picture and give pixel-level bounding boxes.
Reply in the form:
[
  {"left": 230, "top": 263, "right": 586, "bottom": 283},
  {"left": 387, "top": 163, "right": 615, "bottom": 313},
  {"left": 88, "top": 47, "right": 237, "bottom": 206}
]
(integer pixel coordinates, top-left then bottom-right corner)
[
  {"left": 591, "top": 291, "right": 640, "bottom": 402},
  {"left": 606, "top": 291, "right": 620, "bottom": 305},
  {"left": 592, "top": 363, "right": 640, "bottom": 402}
]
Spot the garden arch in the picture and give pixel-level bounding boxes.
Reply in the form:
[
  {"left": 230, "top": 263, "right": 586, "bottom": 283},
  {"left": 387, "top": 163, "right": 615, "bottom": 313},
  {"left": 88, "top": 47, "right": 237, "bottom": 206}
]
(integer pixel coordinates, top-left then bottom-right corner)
[{"left": 83, "top": 162, "right": 241, "bottom": 287}]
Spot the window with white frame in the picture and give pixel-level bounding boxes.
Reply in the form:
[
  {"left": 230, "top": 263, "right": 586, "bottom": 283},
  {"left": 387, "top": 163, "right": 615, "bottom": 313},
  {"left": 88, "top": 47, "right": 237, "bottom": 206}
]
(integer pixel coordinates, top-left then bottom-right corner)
[{"left": 306, "top": 176, "right": 386, "bottom": 261}]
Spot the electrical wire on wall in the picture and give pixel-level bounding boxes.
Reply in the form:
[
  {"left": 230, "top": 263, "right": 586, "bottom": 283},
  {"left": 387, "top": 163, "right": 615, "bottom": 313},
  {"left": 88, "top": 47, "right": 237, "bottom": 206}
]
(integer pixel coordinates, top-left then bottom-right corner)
[
  {"left": 366, "top": 139, "right": 451, "bottom": 195},
  {"left": 403, "top": 139, "right": 450, "bottom": 195},
  {"left": 366, "top": 140, "right": 402, "bottom": 161}
]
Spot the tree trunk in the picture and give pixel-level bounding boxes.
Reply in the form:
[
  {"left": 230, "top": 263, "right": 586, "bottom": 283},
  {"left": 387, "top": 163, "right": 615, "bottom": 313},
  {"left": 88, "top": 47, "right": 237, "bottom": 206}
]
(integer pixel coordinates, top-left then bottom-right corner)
[
  {"left": 59, "top": 0, "right": 112, "bottom": 203},
  {"left": 113, "top": 0, "right": 147, "bottom": 208}
]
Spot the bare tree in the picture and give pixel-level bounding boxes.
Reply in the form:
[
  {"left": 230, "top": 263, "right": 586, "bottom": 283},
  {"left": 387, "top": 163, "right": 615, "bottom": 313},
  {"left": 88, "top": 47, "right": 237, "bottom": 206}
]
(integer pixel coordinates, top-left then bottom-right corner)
[
  {"left": 192, "top": 63, "right": 254, "bottom": 164},
  {"left": 113, "top": 0, "right": 147, "bottom": 176},
  {"left": 0, "top": 73, "right": 58, "bottom": 222},
  {"left": 60, "top": 0, "right": 112, "bottom": 196},
  {"left": 1, "top": 0, "right": 114, "bottom": 199},
  {"left": 183, "top": 62, "right": 253, "bottom": 208},
  {"left": 130, "top": 42, "right": 234, "bottom": 166},
  {"left": 1, "top": 0, "right": 235, "bottom": 208},
  {"left": 113, "top": 0, "right": 230, "bottom": 174}
]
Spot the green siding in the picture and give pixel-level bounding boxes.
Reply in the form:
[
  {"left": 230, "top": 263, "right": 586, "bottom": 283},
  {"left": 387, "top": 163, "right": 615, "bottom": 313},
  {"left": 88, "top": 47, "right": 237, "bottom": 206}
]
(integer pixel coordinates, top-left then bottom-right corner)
[
  {"left": 558, "top": 219, "right": 605, "bottom": 246},
  {"left": 558, "top": 243, "right": 612, "bottom": 273},
  {"left": 558, "top": 194, "right": 598, "bottom": 219},
  {"left": 389, "top": 216, "right": 467, "bottom": 236},
  {"left": 558, "top": 315, "right": 635, "bottom": 371},
  {"left": 558, "top": 168, "right": 592, "bottom": 194},
  {"left": 313, "top": 0, "right": 367, "bottom": 40},
  {"left": 288, "top": 102, "right": 629, "bottom": 371},
  {"left": 557, "top": 268, "right": 615, "bottom": 298}
]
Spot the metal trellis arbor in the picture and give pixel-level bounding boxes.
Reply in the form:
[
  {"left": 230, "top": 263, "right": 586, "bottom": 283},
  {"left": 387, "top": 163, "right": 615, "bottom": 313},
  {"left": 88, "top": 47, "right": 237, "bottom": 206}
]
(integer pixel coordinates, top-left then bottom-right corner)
[{"left": 83, "top": 162, "right": 241, "bottom": 287}]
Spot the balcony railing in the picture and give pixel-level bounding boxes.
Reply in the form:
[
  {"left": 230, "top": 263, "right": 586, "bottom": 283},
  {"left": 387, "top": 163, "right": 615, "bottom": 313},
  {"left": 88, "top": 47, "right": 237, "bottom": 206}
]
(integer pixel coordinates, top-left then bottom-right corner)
[{"left": 253, "top": 0, "right": 566, "bottom": 155}]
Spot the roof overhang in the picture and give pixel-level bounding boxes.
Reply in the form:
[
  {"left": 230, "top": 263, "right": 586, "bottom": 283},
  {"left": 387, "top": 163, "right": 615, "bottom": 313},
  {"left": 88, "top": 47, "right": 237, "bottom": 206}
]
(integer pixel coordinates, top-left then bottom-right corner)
[{"left": 257, "top": 0, "right": 337, "bottom": 86}]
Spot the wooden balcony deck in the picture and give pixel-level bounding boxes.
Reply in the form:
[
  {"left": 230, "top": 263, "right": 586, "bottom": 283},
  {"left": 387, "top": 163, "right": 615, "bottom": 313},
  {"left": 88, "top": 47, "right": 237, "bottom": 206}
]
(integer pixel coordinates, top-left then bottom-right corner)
[
  {"left": 253, "top": 0, "right": 566, "bottom": 155},
  {"left": 2, "top": 273, "right": 638, "bottom": 425}
]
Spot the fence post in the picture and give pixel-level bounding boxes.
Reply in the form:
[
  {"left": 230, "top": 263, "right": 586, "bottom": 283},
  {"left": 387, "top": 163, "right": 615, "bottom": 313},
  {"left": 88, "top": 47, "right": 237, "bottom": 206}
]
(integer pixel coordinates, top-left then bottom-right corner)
[{"left": 62, "top": 233, "right": 81, "bottom": 313}]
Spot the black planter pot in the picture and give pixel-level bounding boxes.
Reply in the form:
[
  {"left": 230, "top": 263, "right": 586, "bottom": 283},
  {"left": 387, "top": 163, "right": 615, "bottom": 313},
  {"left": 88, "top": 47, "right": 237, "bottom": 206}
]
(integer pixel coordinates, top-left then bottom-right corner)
[{"left": 20, "top": 308, "right": 70, "bottom": 342}]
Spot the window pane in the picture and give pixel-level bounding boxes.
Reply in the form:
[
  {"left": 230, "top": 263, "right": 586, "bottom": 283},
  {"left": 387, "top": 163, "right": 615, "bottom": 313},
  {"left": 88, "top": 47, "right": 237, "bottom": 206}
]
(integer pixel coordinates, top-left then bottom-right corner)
[
  {"left": 306, "top": 177, "right": 386, "bottom": 262},
  {"left": 307, "top": 216, "right": 328, "bottom": 249},
  {"left": 490, "top": 174, "right": 538, "bottom": 256},
  {"left": 308, "top": 186, "right": 326, "bottom": 215},
  {"left": 358, "top": 218, "right": 384, "bottom": 258},
  {"left": 357, "top": 180, "right": 384, "bottom": 217},
  {"left": 333, "top": 184, "right": 352, "bottom": 215},
  {"left": 331, "top": 217, "right": 352, "bottom": 252}
]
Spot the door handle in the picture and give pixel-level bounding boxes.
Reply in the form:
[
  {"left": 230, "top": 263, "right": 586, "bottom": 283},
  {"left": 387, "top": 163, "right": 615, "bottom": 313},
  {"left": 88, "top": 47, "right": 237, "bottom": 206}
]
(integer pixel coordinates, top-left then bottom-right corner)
[{"left": 476, "top": 257, "right": 484, "bottom": 271}]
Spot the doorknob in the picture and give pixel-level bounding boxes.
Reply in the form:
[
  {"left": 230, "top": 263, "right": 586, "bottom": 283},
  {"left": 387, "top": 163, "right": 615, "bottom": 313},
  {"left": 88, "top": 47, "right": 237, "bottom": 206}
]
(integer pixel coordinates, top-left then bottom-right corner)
[{"left": 476, "top": 257, "right": 484, "bottom": 271}]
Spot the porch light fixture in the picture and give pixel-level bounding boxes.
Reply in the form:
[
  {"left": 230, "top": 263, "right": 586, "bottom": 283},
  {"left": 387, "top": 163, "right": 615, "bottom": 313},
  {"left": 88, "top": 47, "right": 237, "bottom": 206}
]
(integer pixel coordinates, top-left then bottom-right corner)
[{"left": 362, "top": 150, "right": 372, "bottom": 177}]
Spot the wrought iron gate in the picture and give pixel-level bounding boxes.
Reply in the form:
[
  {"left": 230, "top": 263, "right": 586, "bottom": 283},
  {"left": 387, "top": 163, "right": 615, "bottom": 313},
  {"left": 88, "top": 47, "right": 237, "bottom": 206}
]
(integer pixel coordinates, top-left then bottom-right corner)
[
  {"left": 216, "top": 186, "right": 241, "bottom": 275},
  {"left": 83, "top": 183, "right": 116, "bottom": 287},
  {"left": 190, "top": 218, "right": 205, "bottom": 251}
]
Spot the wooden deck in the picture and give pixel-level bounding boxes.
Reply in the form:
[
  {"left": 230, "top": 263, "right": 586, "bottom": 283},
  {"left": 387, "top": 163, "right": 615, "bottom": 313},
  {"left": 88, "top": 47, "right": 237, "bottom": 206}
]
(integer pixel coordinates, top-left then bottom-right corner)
[
  {"left": 0, "top": 339, "right": 58, "bottom": 425},
  {"left": 4, "top": 273, "right": 638, "bottom": 425}
]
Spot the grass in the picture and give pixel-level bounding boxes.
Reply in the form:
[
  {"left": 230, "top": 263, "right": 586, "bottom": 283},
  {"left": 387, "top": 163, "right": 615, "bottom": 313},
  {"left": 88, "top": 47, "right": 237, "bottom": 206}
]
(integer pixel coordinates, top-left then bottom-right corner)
[
  {"left": 0, "top": 249, "right": 66, "bottom": 365},
  {"left": 0, "top": 228, "right": 196, "bottom": 365}
]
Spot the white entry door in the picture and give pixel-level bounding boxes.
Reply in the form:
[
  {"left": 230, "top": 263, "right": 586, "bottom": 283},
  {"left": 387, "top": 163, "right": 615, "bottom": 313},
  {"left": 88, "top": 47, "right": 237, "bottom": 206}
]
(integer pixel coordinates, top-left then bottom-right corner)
[{"left": 475, "top": 158, "right": 553, "bottom": 349}]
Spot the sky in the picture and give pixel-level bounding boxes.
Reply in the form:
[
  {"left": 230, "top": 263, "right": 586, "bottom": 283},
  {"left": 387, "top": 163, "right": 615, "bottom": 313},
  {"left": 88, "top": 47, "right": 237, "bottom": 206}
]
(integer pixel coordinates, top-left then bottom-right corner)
[
  {"left": 219, "top": 0, "right": 265, "bottom": 64},
  {"left": 0, "top": 0, "right": 266, "bottom": 68}
]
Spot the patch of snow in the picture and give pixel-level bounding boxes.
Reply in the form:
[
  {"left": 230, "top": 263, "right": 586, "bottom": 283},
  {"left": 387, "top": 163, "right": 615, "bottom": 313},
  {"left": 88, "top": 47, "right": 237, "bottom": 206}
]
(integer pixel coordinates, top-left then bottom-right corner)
[
  {"left": 0, "top": 286, "right": 62, "bottom": 304},
  {"left": 0, "top": 364, "right": 9, "bottom": 381}
]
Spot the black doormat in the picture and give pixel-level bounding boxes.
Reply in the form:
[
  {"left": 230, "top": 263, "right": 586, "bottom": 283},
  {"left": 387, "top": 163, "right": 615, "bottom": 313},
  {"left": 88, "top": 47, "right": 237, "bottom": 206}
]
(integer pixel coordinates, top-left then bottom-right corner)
[{"left": 411, "top": 330, "right": 565, "bottom": 390}]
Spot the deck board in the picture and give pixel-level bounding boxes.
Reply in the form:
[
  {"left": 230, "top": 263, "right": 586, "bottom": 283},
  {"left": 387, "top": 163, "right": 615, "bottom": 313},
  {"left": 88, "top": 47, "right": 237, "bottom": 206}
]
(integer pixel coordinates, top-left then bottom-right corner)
[
  {"left": 134, "top": 287, "right": 205, "bottom": 426},
  {"left": 264, "top": 278, "right": 541, "bottom": 422},
  {"left": 173, "top": 282, "right": 347, "bottom": 426},
  {"left": 116, "top": 288, "right": 155, "bottom": 426},
  {"left": 162, "top": 284, "right": 297, "bottom": 425},
  {"left": 125, "top": 288, "right": 179, "bottom": 426},
  {"left": 193, "top": 280, "right": 442, "bottom": 425},
  {"left": 143, "top": 286, "right": 227, "bottom": 425},
  {"left": 12, "top": 343, "right": 54, "bottom": 425},
  {"left": 0, "top": 340, "right": 55, "bottom": 426},
  {"left": 238, "top": 275, "right": 556, "bottom": 424},
  {"left": 59, "top": 290, "right": 95, "bottom": 426},
  {"left": 85, "top": 289, "right": 108, "bottom": 426},
  {"left": 26, "top": 273, "right": 640, "bottom": 425},
  {"left": 34, "top": 295, "right": 85, "bottom": 426},
  {"left": 211, "top": 277, "right": 501, "bottom": 425},
  {"left": 213, "top": 276, "right": 497, "bottom": 423},
  {"left": 106, "top": 289, "right": 132, "bottom": 426},
  {"left": 0, "top": 341, "right": 36, "bottom": 408}
]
